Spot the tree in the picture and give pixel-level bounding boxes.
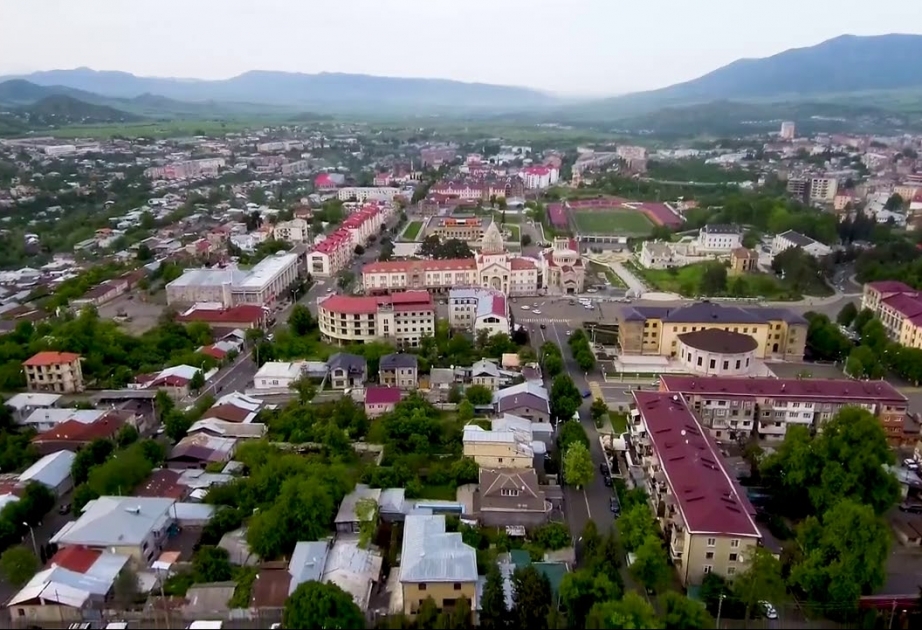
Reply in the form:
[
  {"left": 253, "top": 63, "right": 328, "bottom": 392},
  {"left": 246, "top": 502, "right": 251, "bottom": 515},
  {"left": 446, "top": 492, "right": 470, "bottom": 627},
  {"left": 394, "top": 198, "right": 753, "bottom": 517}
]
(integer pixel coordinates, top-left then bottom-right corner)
[
  {"left": 416, "top": 596, "right": 441, "bottom": 628},
  {"left": 560, "top": 569, "right": 622, "bottom": 628},
  {"left": 457, "top": 399, "right": 474, "bottom": 422},
  {"left": 563, "top": 442, "right": 593, "bottom": 489},
  {"left": 283, "top": 580, "right": 365, "bottom": 629},
  {"left": 661, "top": 592, "right": 711, "bottom": 629},
  {"left": 804, "top": 312, "right": 852, "bottom": 362},
  {"left": 618, "top": 503, "right": 658, "bottom": 552},
  {"left": 732, "top": 546, "right": 785, "bottom": 622},
  {"left": 550, "top": 374, "right": 581, "bottom": 423},
  {"left": 700, "top": 262, "right": 727, "bottom": 295},
  {"left": 480, "top": 561, "right": 510, "bottom": 630},
  {"left": 790, "top": 499, "right": 890, "bottom": 610},
  {"left": 163, "top": 409, "right": 192, "bottom": 442},
  {"left": 587, "top": 592, "right": 662, "bottom": 629},
  {"left": 436, "top": 595, "right": 473, "bottom": 629},
  {"left": 189, "top": 369, "right": 205, "bottom": 393},
  {"left": 511, "top": 565, "right": 552, "bottom": 629},
  {"left": 590, "top": 398, "right": 609, "bottom": 424},
  {"left": 355, "top": 497, "right": 378, "bottom": 549},
  {"left": 630, "top": 535, "right": 671, "bottom": 593},
  {"left": 465, "top": 384, "right": 493, "bottom": 405},
  {"left": 112, "top": 565, "right": 141, "bottom": 607},
  {"left": 885, "top": 193, "right": 904, "bottom": 211},
  {"left": 192, "top": 545, "right": 233, "bottom": 583},
  {"left": 522, "top": 234, "right": 533, "bottom": 246},
  {"left": 836, "top": 302, "right": 858, "bottom": 328},
  {"left": 853, "top": 308, "right": 874, "bottom": 332},
  {"left": 289, "top": 304, "right": 315, "bottom": 336},
  {"left": 558, "top": 420, "right": 589, "bottom": 452},
  {"left": 0, "top": 546, "right": 38, "bottom": 587},
  {"left": 247, "top": 477, "right": 336, "bottom": 559},
  {"left": 354, "top": 244, "right": 365, "bottom": 256}
]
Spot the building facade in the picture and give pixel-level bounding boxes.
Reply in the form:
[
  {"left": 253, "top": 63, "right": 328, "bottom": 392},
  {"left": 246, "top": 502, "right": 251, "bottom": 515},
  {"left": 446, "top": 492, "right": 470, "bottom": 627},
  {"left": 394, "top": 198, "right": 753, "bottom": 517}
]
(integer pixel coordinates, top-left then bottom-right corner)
[
  {"left": 448, "top": 288, "right": 510, "bottom": 336},
  {"left": 770, "top": 230, "right": 831, "bottom": 259},
  {"left": 23, "top": 352, "right": 84, "bottom": 394},
  {"left": 166, "top": 252, "right": 300, "bottom": 307},
  {"left": 317, "top": 291, "right": 436, "bottom": 348},
  {"left": 543, "top": 238, "right": 585, "bottom": 294},
  {"left": 429, "top": 216, "right": 489, "bottom": 243},
  {"left": 861, "top": 281, "right": 922, "bottom": 347},
  {"left": 336, "top": 187, "right": 401, "bottom": 202},
  {"left": 697, "top": 224, "right": 742, "bottom": 253}
]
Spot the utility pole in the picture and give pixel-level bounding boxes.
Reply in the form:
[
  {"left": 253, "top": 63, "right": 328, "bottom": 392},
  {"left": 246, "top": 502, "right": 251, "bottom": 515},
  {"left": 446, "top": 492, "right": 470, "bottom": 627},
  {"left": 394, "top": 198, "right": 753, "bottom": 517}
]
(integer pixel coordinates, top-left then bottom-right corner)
[
  {"left": 23, "top": 522, "right": 38, "bottom": 557},
  {"left": 715, "top": 594, "right": 726, "bottom": 629}
]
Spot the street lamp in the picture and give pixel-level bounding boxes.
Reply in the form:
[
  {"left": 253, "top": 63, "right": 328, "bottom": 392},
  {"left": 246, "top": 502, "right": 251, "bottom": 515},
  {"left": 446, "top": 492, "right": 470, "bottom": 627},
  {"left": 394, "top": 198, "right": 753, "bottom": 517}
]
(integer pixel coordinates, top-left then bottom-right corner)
[{"left": 23, "top": 522, "right": 37, "bottom": 557}]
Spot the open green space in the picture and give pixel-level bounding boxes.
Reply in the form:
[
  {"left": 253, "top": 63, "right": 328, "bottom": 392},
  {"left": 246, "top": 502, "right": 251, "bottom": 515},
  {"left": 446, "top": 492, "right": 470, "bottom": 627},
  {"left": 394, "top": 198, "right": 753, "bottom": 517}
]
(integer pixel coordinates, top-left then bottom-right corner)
[
  {"left": 503, "top": 224, "right": 521, "bottom": 242},
  {"left": 633, "top": 261, "right": 831, "bottom": 300},
  {"left": 588, "top": 261, "right": 627, "bottom": 288},
  {"left": 39, "top": 118, "right": 275, "bottom": 139},
  {"left": 573, "top": 209, "right": 654, "bottom": 235},
  {"left": 402, "top": 221, "right": 423, "bottom": 240}
]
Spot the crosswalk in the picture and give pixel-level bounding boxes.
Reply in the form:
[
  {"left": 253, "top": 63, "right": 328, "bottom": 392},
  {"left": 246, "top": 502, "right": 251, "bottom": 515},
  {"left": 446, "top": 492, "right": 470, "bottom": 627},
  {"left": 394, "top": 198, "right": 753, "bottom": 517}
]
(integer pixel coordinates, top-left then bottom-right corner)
[{"left": 517, "top": 317, "right": 579, "bottom": 324}]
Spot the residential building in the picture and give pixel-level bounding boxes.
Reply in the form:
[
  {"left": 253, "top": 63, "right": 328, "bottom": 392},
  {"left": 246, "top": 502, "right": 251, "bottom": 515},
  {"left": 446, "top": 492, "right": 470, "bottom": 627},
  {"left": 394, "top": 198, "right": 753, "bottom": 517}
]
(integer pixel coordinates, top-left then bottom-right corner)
[
  {"left": 253, "top": 361, "right": 304, "bottom": 390},
  {"left": 476, "top": 468, "right": 551, "bottom": 527},
  {"left": 282, "top": 538, "right": 382, "bottom": 612},
  {"left": 23, "top": 351, "right": 84, "bottom": 394},
  {"left": 616, "top": 302, "right": 807, "bottom": 360},
  {"left": 336, "top": 187, "right": 401, "bottom": 202},
  {"left": 430, "top": 216, "right": 490, "bottom": 243},
  {"left": 17, "top": 450, "right": 76, "bottom": 496},
  {"left": 166, "top": 252, "right": 300, "bottom": 307},
  {"left": 639, "top": 241, "right": 677, "bottom": 270},
  {"left": 308, "top": 204, "right": 387, "bottom": 277},
  {"left": 780, "top": 121, "right": 796, "bottom": 140},
  {"left": 629, "top": 391, "right": 761, "bottom": 586},
  {"left": 462, "top": 424, "right": 534, "bottom": 469},
  {"left": 175, "top": 303, "right": 268, "bottom": 330},
  {"left": 861, "top": 281, "right": 922, "bottom": 347},
  {"left": 729, "top": 247, "right": 758, "bottom": 273},
  {"left": 786, "top": 177, "right": 809, "bottom": 202},
  {"left": 492, "top": 382, "right": 551, "bottom": 423},
  {"left": 520, "top": 165, "right": 559, "bottom": 189},
  {"left": 543, "top": 238, "right": 586, "bottom": 295},
  {"left": 327, "top": 352, "right": 367, "bottom": 390},
  {"left": 697, "top": 225, "right": 742, "bottom": 253},
  {"left": 365, "top": 386, "right": 402, "bottom": 418},
  {"left": 32, "top": 411, "right": 127, "bottom": 455},
  {"left": 659, "top": 374, "right": 911, "bottom": 444},
  {"left": 470, "top": 359, "right": 502, "bottom": 390},
  {"left": 770, "top": 230, "right": 831, "bottom": 259},
  {"left": 274, "top": 218, "right": 310, "bottom": 243},
  {"left": 379, "top": 354, "right": 418, "bottom": 389},
  {"left": 50, "top": 496, "right": 177, "bottom": 565},
  {"left": 335, "top": 485, "right": 382, "bottom": 535},
  {"left": 809, "top": 177, "right": 838, "bottom": 204},
  {"left": 399, "top": 514, "right": 478, "bottom": 616},
  {"left": 167, "top": 434, "right": 237, "bottom": 469},
  {"left": 5, "top": 392, "right": 62, "bottom": 425},
  {"left": 144, "top": 157, "right": 225, "bottom": 180},
  {"left": 448, "top": 288, "right": 510, "bottom": 336},
  {"left": 317, "top": 291, "right": 436, "bottom": 348}
]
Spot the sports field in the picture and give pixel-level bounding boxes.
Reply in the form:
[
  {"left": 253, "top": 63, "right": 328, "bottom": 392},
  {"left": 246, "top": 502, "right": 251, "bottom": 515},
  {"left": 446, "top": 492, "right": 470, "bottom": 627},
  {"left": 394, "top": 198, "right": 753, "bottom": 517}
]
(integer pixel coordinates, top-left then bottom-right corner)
[{"left": 572, "top": 209, "right": 654, "bottom": 235}]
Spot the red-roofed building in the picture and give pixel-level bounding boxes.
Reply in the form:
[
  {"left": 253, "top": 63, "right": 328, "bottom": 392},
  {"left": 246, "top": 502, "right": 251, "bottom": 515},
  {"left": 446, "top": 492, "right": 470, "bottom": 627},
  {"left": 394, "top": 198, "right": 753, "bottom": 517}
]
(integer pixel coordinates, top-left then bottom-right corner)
[
  {"left": 317, "top": 291, "right": 435, "bottom": 347},
  {"left": 32, "top": 411, "right": 129, "bottom": 455},
  {"left": 521, "top": 165, "right": 559, "bottom": 189},
  {"left": 48, "top": 546, "right": 102, "bottom": 573},
  {"left": 135, "top": 469, "right": 187, "bottom": 500},
  {"left": 308, "top": 204, "right": 388, "bottom": 277},
  {"left": 23, "top": 351, "right": 84, "bottom": 394},
  {"left": 861, "top": 281, "right": 922, "bottom": 350},
  {"left": 314, "top": 173, "right": 340, "bottom": 191},
  {"left": 659, "top": 374, "right": 913, "bottom": 445},
  {"left": 365, "top": 386, "right": 403, "bottom": 417},
  {"left": 448, "top": 287, "right": 510, "bottom": 337},
  {"left": 630, "top": 391, "right": 760, "bottom": 586},
  {"left": 175, "top": 304, "right": 267, "bottom": 329}
]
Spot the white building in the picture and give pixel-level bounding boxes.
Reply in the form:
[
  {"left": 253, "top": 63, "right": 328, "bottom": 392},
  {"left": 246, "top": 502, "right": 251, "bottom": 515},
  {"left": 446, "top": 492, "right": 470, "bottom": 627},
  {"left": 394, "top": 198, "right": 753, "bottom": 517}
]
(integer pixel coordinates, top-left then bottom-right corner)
[
  {"left": 520, "top": 166, "right": 559, "bottom": 189},
  {"left": 697, "top": 224, "right": 743, "bottom": 253},
  {"left": 166, "top": 252, "right": 300, "bottom": 307},
  {"left": 771, "top": 230, "right": 832, "bottom": 259},
  {"left": 809, "top": 177, "right": 838, "bottom": 204},
  {"left": 308, "top": 204, "right": 388, "bottom": 278},
  {"left": 780, "top": 121, "right": 796, "bottom": 140},
  {"left": 448, "top": 288, "right": 510, "bottom": 337},
  {"left": 336, "top": 187, "right": 401, "bottom": 202},
  {"left": 317, "top": 291, "right": 436, "bottom": 348},
  {"left": 274, "top": 218, "right": 310, "bottom": 244},
  {"left": 18, "top": 450, "right": 76, "bottom": 496},
  {"left": 253, "top": 361, "right": 304, "bottom": 390}
]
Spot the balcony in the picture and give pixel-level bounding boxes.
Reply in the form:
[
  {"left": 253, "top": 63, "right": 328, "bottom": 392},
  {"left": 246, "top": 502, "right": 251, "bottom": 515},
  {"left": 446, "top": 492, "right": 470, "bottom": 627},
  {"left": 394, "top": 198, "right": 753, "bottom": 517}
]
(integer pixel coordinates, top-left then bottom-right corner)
[{"left": 669, "top": 531, "right": 685, "bottom": 559}]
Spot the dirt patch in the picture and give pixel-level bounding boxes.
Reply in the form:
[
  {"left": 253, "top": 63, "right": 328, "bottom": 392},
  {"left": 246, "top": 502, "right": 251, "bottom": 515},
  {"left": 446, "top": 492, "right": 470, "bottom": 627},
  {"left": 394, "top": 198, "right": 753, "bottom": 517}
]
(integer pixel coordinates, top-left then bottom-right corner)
[{"left": 98, "top": 293, "right": 167, "bottom": 334}]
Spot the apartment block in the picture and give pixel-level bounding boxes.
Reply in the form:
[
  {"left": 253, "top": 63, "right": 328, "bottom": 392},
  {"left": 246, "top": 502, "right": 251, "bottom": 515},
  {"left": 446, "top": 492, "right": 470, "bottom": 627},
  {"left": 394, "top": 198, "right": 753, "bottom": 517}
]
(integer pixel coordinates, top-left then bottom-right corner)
[
  {"left": 861, "top": 281, "right": 922, "bottom": 348},
  {"left": 317, "top": 291, "right": 436, "bottom": 348},
  {"left": 659, "top": 375, "right": 911, "bottom": 444},
  {"left": 628, "top": 391, "right": 761, "bottom": 586},
  {"left": 23, "top": 351, "right": 84, "bottom": 394}
]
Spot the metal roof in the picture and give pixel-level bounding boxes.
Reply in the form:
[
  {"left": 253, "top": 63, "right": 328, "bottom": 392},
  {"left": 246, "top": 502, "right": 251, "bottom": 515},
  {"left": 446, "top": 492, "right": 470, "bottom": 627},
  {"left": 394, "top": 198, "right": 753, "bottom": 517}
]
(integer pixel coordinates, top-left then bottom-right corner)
[
  {"left": 399, "top": 514, "right": 477, "bottom": 583},
  {"left": 18, "top": 450, "right": 76, "bottom": 488},
  {"left": 288, "top": 540, "right": 330, "bottom": 593},
  {"left": 51, "top": 496, "right": 175, "bottom": 547}
]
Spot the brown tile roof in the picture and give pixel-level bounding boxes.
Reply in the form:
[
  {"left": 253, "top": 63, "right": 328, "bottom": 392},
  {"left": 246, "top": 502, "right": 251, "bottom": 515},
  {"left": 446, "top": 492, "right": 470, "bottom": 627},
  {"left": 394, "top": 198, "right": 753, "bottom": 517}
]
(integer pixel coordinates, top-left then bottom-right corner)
[
  {"left": 23, "top": 351, "right": 80, "bottom": 366},
  {"left": 135, "top": 469, "right": 186, "bottom": 499},
  {"left": 249, "top": 567, "right": 291, "bottom": 608},
  {"left": 33, "top": 413, "right": 125, "bottom": 444},
  {"left": 202, "top": 404, "right": 251, "bottom": 423}
]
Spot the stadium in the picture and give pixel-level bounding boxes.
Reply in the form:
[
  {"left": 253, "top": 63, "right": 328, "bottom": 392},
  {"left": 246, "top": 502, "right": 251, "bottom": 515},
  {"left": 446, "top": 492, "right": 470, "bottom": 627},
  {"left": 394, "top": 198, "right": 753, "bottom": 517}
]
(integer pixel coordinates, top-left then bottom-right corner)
[{"left": 547, "top": 196, "right": 684, "bottom": 241}]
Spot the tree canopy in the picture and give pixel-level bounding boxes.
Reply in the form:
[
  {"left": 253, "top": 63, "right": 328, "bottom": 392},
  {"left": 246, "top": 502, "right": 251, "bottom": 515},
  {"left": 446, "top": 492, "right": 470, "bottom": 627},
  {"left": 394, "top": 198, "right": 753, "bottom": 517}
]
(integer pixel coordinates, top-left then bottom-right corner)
[
  {"left": 551, "top": 374, "right": 582, "bottom": 423},
  {"left": 562, "top": 441, "right": 594, "bottom": 488},
  {"left": 283, "top": 580, "right": 365, "bottom": 629}
]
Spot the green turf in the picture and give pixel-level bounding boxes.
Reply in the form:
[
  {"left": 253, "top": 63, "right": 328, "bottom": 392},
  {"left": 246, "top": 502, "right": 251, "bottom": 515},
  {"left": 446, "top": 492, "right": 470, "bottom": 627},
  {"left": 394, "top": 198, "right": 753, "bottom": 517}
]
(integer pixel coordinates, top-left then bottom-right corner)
[
  {"left": 572, "top": 209, "right": 654, "bottom": 235},
  {"left": 403, "top": 221, "right": 423, "bottom": 240}
]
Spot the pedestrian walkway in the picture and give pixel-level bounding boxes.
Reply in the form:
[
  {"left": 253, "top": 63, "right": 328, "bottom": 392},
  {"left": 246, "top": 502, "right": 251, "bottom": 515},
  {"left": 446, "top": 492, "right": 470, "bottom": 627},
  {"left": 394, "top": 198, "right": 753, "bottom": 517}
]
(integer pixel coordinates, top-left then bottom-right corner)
[{"left": 518, "top": 317, "right": 581, "bottom": 324}]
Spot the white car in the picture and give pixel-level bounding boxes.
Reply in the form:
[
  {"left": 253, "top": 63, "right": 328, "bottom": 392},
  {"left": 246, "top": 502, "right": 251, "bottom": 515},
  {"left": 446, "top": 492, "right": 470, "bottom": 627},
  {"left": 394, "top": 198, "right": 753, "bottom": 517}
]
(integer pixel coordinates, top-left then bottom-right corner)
[
  {"left": 532, "top": 309, "right": 542, "bottom": 315},
  {"left": 904, "top": 458, "right": 919, "bottom": 470},
  {"left": 760, "top": 601, "right": 778, "bottom": 620},
  {"left": 521, "top": 305, "right": 530, "bottom": 311},
  {"left": 326, "top": 287, "right": 334, "bottom": 293}
]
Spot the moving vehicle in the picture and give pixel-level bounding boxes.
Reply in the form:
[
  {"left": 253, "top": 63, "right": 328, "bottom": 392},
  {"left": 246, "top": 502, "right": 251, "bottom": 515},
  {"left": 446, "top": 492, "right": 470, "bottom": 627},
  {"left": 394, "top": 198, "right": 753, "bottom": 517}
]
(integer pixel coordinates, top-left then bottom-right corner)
[
  {"left": 760, "top": 601, "right": 778, "bottom": 620},
  {"left": 532, "top": 309, "right": 542, "bottom": 314},
  {"left": 899, "top": 502, "right": 922, "bottom": 514}
]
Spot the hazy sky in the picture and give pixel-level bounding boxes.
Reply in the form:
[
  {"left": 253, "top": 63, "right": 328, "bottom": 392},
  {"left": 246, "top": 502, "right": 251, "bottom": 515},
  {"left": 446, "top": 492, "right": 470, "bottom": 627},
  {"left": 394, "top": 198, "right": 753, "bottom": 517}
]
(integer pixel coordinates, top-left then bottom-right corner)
[{"left": 2, "top": 0, "right": 919, "bottom": 96}]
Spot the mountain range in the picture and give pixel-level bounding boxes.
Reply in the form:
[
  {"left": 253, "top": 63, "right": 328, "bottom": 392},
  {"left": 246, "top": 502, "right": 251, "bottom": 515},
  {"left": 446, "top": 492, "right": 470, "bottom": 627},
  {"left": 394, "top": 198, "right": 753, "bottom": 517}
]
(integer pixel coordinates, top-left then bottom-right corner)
[{"left": 1, "top": 33, "right": 921, "bottom": 126}]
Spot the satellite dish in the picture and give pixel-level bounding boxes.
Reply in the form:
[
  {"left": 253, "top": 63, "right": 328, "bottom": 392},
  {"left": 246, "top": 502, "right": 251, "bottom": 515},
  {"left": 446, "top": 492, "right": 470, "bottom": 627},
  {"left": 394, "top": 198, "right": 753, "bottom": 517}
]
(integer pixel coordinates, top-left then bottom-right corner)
[{"left": 680, "top": 429, "right": 686, "bottom": 436}]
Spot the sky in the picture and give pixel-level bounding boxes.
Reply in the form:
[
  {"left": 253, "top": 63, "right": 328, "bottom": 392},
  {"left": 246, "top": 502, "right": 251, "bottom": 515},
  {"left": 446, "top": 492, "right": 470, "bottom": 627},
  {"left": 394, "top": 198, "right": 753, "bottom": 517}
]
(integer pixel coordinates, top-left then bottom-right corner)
[{"left": 2, "top": 0, "right": 919, "bottom": 97}]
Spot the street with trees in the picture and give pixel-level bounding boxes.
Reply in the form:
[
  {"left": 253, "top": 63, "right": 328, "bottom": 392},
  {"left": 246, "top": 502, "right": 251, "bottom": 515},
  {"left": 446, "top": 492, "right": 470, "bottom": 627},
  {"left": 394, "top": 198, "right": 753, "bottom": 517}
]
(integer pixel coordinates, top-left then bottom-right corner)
[
  {"left": 550, "top": 374, "right": 582, "bottom": 423},
  {"left": 568, "top": 329, "right": 596, "bottom": 371},
  {"left": 562, "top": 441, "right": 593, "bottom": 488}
]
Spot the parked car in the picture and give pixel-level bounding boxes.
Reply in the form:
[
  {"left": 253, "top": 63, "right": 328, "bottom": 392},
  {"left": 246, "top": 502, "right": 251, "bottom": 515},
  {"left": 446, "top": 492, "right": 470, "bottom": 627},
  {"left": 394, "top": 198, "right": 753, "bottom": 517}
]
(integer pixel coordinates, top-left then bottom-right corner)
[
  {"left": 899, "top": 502, "right": 922, "bottom": 514},
  {"left": 58, "top": 503, "right": 71, "bottom": 515},
  {"left": 610, "top": 496, "right": 621, "bottom": 515},
  {"left": 760, "top": 601, "right": 778, "bottom": 620},
  {"left": 603, "top": 475, "right": 613, "bottom": 487}
]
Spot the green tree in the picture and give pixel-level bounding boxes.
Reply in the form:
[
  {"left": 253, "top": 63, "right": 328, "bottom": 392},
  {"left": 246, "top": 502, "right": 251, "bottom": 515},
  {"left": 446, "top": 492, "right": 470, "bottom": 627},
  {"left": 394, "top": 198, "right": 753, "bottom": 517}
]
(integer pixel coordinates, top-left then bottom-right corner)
[
  {"left": 163, "top": 409, "right": 192, "bottom": 442},
  {"left": 790, "top": 499, "right": 890, "bottom": 610},
  {"left": 465, "top": 384, "right": 493, "bottom": 405},
  {"left": 563, "top": 442, "right": 593, "bottom": 489},
  {"left": 480, "top": 562, "right": 510, "bottom": 630},
  {"left": 355, "top": 497, "right": 378, "bottom": 549},
  {"left": 587, "top": 592, "right": 662, "bottom": 629},
  {"left": 661, "top": 592, "right": 711, "bottom": 629},
  {"left": 853, "top": 308, "right": 874, "bottom": 332},
  {"left": 457, "top": 399, "right": 474, "bottom": 422},
  {"left": 590, "top": 398, "right": 609, "bottom": 424},
  {"left": 511, "top": 565, "right": 552, "bottom": 629},
  {"left": 560, "top": 569, "right": 622, "bottom": 628},
  {"left": 836, "top": 302, "right": 858, "bottom": 327},
  {"left": 416, "top": 596, "right": 441, "bottom": 628},
  {"left": 558, "top": 421, "right": 589, "bottom": 452},
  {"left": 247, "top": 477, "right": 336, "bottom": 559},
  {"left": 0, "top": 546, "right": 38, "bottom": 587},
  {"left": 618, "top": 503, "right": 658, "bottom": 552},
  {"left": 189, "top": 369, "right": 205, "bottom": 393},
  {"left": 192, "top": 545, "right": 233, "bottom": 583},
  {"left": 700, "top": 262, "right": 728, "bottom": 295},
  {"left": 283, "top": 580, "right": 365, "bottom": 629},
  {"left": 436, "top": 595, "right": 473, "bottom": 629},
  {"left": 732, "top": 546, "right": 785, "bottom": 623},
  {"left": 551, "top": 374, "right": 581, "bottom": 423},
  {"left": 112, "top": 566, "right": 141, "bottom": 607},
  {"left": 630, "top": 535, "right": 671, "bottom": 593},
  {"left": 289, "top": 304, "right": 315, "bottom": 336}
]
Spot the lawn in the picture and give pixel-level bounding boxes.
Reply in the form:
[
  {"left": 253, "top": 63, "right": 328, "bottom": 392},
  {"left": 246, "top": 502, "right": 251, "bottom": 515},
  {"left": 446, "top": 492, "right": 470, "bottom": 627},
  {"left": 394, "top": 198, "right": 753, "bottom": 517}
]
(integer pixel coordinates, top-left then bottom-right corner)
[
  {"left": 634, "top": 262, "right": 830, "bottom": 300},
  {"left": 609, "top": 412, "right": 628, "bottom": 434},
  {"left": 573, "top": 209, "right": 654, "bottom": 236},
  {"left": 588, "top": 261, "right": 627, "bottom": 288},
  {"left": 502, "top": 224, "right": 521, "bottom": 242},
  {"left": 402, "top": 221, "right": 423, "bottom": 240},
  {"left": 45, "top": 119, "right": 270, "bottom": 139}
]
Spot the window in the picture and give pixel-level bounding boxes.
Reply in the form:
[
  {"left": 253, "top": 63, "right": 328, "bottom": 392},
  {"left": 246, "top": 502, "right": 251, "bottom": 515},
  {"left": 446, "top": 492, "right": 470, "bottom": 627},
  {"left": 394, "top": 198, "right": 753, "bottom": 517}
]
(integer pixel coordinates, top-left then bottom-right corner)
[
  {"left": 454, "top": 583, "right": 462, "bottom": 591},
  {"left": 730, "top": 539, "right": 740, "bottom": 548},
  {"left": 419, "top": 583, "right": 427, "bottom": 591},
  {"left": 709, "top": 359, "right": 716, "bottom": 369},
  {"left": 729, "top": 553, "right": 738, "bottom": 562},
  {"left": 703, "top": 565, "right": 712, "bottom": 574},
  {"left": 707, "top": 537, "right": 716, "bottom": 547},
  {"left": 727, "top": 566, "right": 737, "bottom": 575},
  {"left": 705, "top": 551, "right": 714, "bottom": 559}
]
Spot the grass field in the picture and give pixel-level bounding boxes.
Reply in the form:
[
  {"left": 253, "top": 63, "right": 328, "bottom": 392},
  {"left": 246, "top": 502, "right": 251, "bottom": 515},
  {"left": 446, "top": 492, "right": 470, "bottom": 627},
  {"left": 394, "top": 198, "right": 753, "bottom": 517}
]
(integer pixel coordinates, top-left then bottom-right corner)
[
  {"left": 402, "top": 221, "right": 423, "bottom": 240},
  {"left": 44, "top": 119, "right": 274, "bottom": 139},
  {"left": 634, "top": 262, "right": 831, "bottom": 300},
  {"left": 503, "top": 224, "right": 520, "bottom": 242},
  {"left": 573, "top": 209, "right": 654, "bottom": 235}
]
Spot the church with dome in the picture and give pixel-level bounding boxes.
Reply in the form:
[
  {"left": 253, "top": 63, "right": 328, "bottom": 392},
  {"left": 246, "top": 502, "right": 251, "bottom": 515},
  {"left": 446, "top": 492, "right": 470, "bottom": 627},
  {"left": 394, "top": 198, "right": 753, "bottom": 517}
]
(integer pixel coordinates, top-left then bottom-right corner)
[{"left": 361, "top": 221, "right": 586, "bottom": 296}]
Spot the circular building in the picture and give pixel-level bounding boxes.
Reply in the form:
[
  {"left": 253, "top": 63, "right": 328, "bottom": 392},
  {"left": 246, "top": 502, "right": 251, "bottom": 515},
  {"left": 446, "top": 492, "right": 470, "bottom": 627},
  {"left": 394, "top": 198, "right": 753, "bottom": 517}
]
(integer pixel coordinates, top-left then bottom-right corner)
[{"left": 677, "top": 329, "right": 758, "bottom": 376}]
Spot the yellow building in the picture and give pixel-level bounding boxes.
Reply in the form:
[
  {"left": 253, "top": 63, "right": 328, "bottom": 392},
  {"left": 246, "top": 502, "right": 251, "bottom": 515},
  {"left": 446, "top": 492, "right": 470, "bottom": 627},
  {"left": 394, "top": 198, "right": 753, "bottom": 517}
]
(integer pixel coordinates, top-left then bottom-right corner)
[
  {"left": 616, "top": 302, "right": 806, "bottom": 361},
  {"left": 399, "top": 514, "right": 478, "bottom": 615},
  {"left": 23, "top": 351, "right": 85, "bottom": 394},
  {"left": 629, "top": 391, "right": 761, "bottom": 586},
  {"left": 861, "top": 281, "right": 922, "bottom": 348},
  {"left": 462, "top": 425, "right": 534, "bottom": 469}
]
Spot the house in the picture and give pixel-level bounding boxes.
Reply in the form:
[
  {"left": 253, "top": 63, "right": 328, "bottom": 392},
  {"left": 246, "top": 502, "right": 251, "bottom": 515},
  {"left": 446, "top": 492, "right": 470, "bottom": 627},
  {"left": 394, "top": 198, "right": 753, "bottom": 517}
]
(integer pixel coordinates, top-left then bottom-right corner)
[
  {"left": 50, "top": 496, "right": 177, "bottom": 565},
  {"left": 253, "top": 361, "right": 304, "bottom": 391},
  {"left": 463, "top": 425, "right": 534, "bottom": 470},
  {"left": 327, "top": 353, "right": 367, "bottom": 390},
  {"left": 335, "top": 484, "right": 383, "bottom": 535},
  {"left": 379, "top": 354, "right": 418, "bottom": 389},
  {"left": 729, "top": 247, "right": 758, "bottom": 273},
  {"left": 399, "top": 514, "right": 478, "bottom": 615},
  {"left": 17, "top": 450, "right": 76, "bottom": 496},
  {"left": 471, "top": 360, "right": 502, "bottom": 391},
  {"left": 492, "top": 382, "right": 551, "bottom": 423},
  {"left": 167, "top": 434, "right": 237, "bottom": 469},
  {"left": 770, "top": 230, "right": 831, "bottom": 259},
  {"left": 201, "top": 392, "right": 262, "bottom": 424},
  {"left": 31, "top": 411, "right": 128, "bottom": 456},
  {"left": 23, "top": 351, "right": 84, "bottom": 393},
  {"left": 7, "top": 547, "right": 131, "bottom": 625},
  {"left": 284, "top": 538, "right": 383, "bottom": 612},
  {"left": 20, "top": 408, "right": 107, "bottom": 433},
  {"left": 133, "top": 364, "right": 211, "bottom": 398},
  {"left": 365, "top": 386, "right": 402, "bottom": 418},
  {"left": 476, "top": 468, "right": 551, "bottom": 527},
  {"left": 4, "top": 392, "right": 62, "bottom": 424}
]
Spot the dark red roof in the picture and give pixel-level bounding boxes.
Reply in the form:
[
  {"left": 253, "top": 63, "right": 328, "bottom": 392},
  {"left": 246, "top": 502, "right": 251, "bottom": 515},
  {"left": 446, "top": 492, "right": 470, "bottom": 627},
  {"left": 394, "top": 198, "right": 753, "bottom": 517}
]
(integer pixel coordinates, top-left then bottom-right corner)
[
  {"left": 176, "top": 305, "right": 265, "bottom": 325},
  {"left": 135, "top": 469, "right": 186, "bottom": 499},
  {"left": 49, "top": 546, "right": 101, "bottom": 573},
  {"left": 633, "top": 391, "right": 760, "bottom": 537},
  {"left": 203, "top": 403, "right": 251, "bottom": 423},
  {"left": 867, "top": 280, "right": 915, "bottom": 293},
  {"left": 33, "top": 414, "right": 125, "bottom": 443},
  {"left": 882, "top": 293, "right": 922, "bottom": 318},
  {"left": 365, "top": 386, "right": 402, "bottom": 405},
  {"left": 660, "top": 375, "right": 907, "bottom": 404},
  {"left": 320, "top": 291, "right": 434, "bottom": 316}
]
